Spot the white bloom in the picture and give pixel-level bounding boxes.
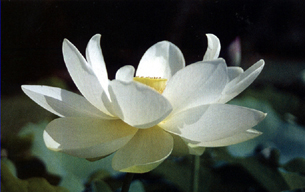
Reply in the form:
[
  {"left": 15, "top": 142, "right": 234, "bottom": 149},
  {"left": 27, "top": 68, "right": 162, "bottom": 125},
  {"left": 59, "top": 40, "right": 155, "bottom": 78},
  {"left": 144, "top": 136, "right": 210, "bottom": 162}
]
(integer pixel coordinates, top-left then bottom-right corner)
[{"left": 22, "top": 34, "right": 266, "bottom": 173}]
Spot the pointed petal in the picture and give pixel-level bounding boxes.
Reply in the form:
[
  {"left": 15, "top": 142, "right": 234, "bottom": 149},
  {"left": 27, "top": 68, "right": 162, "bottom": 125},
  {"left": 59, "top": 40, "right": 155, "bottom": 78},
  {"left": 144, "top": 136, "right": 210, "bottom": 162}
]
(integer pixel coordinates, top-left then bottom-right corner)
[
  {"left": 219, "top": 60, "right": 265, "bottom": 103},
  {"left": 21, "top": 85, "right": 112, "bottom": 119},
  {"left": 136, "top": 41, "right": 185, "bottom": 79},
  {"left": 159, "top": 104, "right": 266, "bottom": 143},
  {"left": 85, "top": 34, "right": 109, "bottom": 92},
  {"left": 194, "top": 129, "right": 262, "bottom": 147},
  {"left": 203, "top": 34, "right": 221, "bottom": 61},
  {"left": 112, "top": 127, "right": 173, "bottom": 173},
  {"left": 43, "top": 117, "right": 138, "bottom": 158},
  {"left": 115, "top": 65, "right": 135, "bottom": 82},
  {"left": 163, "top": 59, "right": 228, "bottom": 113},
  {"left": 107, "top": 80, "right": 172, "bottom": 128},
  {"left": 63, "top": 38, "right": 112, "bottom": 116},
  {"left": 227, "top": 67, "right": 244, "bottom": 81}
]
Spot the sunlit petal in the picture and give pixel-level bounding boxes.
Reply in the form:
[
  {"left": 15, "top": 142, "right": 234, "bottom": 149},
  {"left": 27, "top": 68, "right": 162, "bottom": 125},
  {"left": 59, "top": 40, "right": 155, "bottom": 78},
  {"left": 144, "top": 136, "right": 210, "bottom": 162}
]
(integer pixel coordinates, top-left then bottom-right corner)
[
  {"left": 194, "top": 129, "right": 262, "bottom": 147},
  {"left": 115, "top": 65, "right": 135, "bottom": 82},
  {"left": 21, "top": 85, "right": 112, "bottom": 119},
  {"left": 203, "top": 34, "right": 221, "bottom": 61},
  {"left": 136, "top": 41, "right": 185, "bottom": 79},
  {"left": 107, "top": 80, "right": 172, "bottom": 128},
  {"left": 63, "top": 38, "right": 112, "bottom": 116},
  {"left": 85, "top": 34, "right": 109, "bottom": 94},
  {"left": 160, "top": 104, "right": 266, "bottom": 143},
  {"left": 163, "top": 59, "right": 228, "bottom": 113},
  {"left": 44, "top": 117, "right": 138, "bottom": 158},
  {"left": 112, "top": 127, "right": 173, "bottom": 173},
  {"left": 219, "top": 60, "right": 265, "bottom": 103}
]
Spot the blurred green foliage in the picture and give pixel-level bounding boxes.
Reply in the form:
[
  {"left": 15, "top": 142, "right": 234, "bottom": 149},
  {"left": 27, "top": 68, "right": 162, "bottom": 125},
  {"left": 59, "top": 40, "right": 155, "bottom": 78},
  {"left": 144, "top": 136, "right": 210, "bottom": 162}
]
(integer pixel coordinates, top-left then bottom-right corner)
[{"left": 1, "top": 160, "right": 69, "bottom": 192}]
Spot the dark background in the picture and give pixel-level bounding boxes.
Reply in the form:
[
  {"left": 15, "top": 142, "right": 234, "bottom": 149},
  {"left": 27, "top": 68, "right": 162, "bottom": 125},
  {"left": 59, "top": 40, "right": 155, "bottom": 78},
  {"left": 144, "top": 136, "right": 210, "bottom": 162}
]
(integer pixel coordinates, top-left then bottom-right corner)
[{"left": 2, "top": 0, "right": 305, "bottom": 96}]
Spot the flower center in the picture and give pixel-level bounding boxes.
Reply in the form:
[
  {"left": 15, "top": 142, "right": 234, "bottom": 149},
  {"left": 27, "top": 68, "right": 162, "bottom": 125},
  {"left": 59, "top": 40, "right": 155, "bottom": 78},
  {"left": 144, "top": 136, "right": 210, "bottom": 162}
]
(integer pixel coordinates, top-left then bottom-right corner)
[{"left": 133, "top": 77, "right": 167, "bottom": 94}]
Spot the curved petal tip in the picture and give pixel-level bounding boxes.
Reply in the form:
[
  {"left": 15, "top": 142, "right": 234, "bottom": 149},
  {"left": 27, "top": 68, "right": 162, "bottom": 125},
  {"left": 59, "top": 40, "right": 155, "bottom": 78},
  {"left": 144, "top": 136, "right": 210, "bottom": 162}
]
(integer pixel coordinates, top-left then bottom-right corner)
[{"left": 203, "top": 33, "right": 221, "bottom": 61}]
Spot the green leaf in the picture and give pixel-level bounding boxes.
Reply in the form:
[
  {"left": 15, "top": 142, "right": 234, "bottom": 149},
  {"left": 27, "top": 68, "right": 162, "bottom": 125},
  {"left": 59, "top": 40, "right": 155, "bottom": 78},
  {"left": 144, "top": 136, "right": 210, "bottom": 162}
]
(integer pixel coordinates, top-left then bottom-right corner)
[
  {"left": 1, "top": 158, "right": 17, "bottom": 177},
  {"left": 129, "top": 180, "right": 145, "bottom": 192},
  {"left": 228, "top": 96, "right": 305, "bottom": 163},
  {"left": 26, "top": 178, "right": 68, "bottom": 192},
  {"left": 1, "top": 95, "right": 55, "bottom": 138},
  {"left": 280, "top": 172, "right": 305, "bottom": 190},
  {"left": 238, "top": 157, "right": 290, "bottom": 191},
  {"left": 211, "top": 148, "right": 292, "bottom": 192},
  {"left": 92, "top": 180, "right": 113, "bottom": 192},
  {"left": 153, "top": 157, "right": 193, "bottom": 192},
  {"left": 1, "top": 161, "right": 27, "bottom": 192},
  {"left": 88, "top": 170, "right": 112, "bottom": 183},
  {"left": 2, "top": 134, "right": 34, "bottom": 159},
  {"left": 241, "top": 84, "right": 305, "bottom": 122},
  {"left": 283, "top": 158, "right": 305, "bottom": 175},
  {"left": 1, "top": 161, "right": 69, "bottom": 192}
]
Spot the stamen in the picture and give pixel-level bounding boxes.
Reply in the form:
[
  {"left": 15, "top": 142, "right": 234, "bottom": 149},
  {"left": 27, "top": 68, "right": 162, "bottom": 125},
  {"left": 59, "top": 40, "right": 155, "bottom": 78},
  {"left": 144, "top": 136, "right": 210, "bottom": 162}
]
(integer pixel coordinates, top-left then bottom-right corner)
[{"left": 133, "top": 76, "right": 167, "bottom": 94}]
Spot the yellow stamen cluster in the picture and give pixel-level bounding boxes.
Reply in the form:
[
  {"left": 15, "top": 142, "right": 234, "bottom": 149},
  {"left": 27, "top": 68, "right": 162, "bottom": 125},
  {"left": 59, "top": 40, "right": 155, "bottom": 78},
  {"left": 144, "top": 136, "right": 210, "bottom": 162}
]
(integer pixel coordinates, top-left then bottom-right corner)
[{"left": 134, "top": 76, "right": 167, "bottom": 94}]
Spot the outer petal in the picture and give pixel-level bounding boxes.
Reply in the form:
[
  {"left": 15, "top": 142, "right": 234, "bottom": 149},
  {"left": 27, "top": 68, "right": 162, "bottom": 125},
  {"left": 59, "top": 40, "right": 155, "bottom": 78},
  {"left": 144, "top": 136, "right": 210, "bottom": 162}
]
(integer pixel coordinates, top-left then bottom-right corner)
[
  {"left": 136, "top": 41, "right": 185, "bottom": 79},
  {"left": 85, "top": 34, "right": 109, "bottom": 94},
  {"left": 159, "top": 103, "right": 266, "bottom": 143},
  {"left": 115, "top": 65, "right": 135, "bottom": 82},
  {"left": 162, "top": 59, "right": 228, "bottom": 113},
  {"left": 106, "top": 80, "right": 172, "bottom": 128},
  {"left": 193, "top": 129, "right": 262, "bottom": 147},
  {"left": 203, "top": 34, "right": 221, "bottom": 61},
  {"left": 112, "top": 127, "right": 173, "bottom": 173},
  {"left": 21, "top": 85, "right": 111, "bottom": 118},
  {"left": 227, "top": 67, "right": 244, "bottom": 81},
  {"left": 219, "top": 60, "right": 265, "bottom": 103},
  {"left": 63, "top": 38, "right": 113, "bottom": 116},
  {"left": 43, "top": 117, "right": 138, "bottom": 158}
]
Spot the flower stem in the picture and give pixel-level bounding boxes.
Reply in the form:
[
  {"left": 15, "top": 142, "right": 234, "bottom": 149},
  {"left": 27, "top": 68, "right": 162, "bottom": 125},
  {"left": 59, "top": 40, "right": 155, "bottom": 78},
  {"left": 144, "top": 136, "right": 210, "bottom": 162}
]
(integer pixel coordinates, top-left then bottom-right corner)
[
  {"left": 191, "top": 155, "right": 200, "bottom": 192},
  {"left": 121, "top": 173, "right": 134, "bottom": 192}
]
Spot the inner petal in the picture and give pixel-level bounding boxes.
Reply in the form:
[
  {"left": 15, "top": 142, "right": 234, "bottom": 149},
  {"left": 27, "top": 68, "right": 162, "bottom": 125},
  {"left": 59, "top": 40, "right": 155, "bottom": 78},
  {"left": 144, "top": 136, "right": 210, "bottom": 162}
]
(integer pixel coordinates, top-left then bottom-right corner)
[
  {"left": 133, "top": 77, "right": 167, "bottom": 94},
  {"left": 107, "top": 80, "right": 172, "bottom": 128}
]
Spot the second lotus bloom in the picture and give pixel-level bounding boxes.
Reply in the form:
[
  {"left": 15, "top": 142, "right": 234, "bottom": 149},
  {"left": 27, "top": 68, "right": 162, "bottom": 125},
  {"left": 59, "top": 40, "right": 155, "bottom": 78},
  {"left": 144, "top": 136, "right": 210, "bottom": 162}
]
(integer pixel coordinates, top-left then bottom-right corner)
[{"left": 22, "top": 34, "right": 266, "bottom": 173}]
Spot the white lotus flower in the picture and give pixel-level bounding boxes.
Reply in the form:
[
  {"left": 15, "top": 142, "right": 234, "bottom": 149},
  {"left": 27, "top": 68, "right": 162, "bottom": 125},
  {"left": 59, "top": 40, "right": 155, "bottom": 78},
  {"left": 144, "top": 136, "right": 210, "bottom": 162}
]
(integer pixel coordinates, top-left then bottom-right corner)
[{"left": 22, "top": 34, "right": 266, "bottom": 173}]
